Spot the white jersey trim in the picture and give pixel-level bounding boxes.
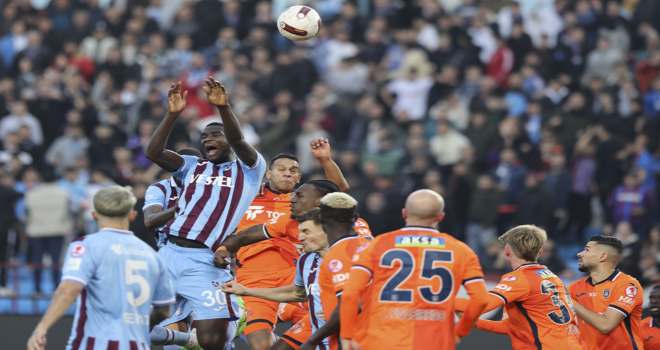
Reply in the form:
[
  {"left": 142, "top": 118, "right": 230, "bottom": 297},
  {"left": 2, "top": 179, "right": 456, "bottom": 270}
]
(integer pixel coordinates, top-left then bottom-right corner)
[
  {"left": 62, "top": 276, "right": 88, "bottom": 286},
  {"left": 99, "top": 228, "right": 134, "bottom": 235},
  {"left": 142, "top": 202, "right": 164, "bottom": 210},
  {"left": 612, "top": 271, "right": 622, "bottom": 281},
  {"left": 351, "top": 265, "right": 372, "bottom": 276},
  {"left": 464, "top": 278, "right": 485, "bottom": 285},
  {"left": 152, "top": 297, "right": 176, "bottom": 306},
  {"left": 608, "top": 305, "right": 628, "bottom": 317}
]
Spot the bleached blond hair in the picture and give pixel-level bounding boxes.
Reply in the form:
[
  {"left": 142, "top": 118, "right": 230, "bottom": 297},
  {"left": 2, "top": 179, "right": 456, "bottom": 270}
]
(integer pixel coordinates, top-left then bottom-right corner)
[
  {"left": 94, "top": 186, "right": 137, "bottom": 217},
  {"left": 499, "top": 225, "right": 548, "bottom": 261},
  {"left": 320, "top": 192, "right": 358, "bottom": 209}
]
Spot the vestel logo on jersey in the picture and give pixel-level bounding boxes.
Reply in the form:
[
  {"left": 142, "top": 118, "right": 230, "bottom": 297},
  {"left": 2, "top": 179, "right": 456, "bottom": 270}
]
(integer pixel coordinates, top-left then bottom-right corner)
[
  {"left": 395, "top": 235, "right": 445, "bottom": 247},
  {"left": 189, "top": 174, "right": 233, "bottom": 187}
]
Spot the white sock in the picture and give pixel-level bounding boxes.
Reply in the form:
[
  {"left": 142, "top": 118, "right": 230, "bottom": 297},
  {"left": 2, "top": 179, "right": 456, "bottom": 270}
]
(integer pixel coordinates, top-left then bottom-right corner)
[{"left": 150, "top": 325, "right": 198, "bottom": 347}]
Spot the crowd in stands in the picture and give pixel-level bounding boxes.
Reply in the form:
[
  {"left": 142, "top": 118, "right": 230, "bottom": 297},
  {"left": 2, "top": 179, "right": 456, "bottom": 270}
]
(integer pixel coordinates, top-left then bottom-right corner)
[{"left": 1, "top": 0, "right": 660, "bottom": 303}]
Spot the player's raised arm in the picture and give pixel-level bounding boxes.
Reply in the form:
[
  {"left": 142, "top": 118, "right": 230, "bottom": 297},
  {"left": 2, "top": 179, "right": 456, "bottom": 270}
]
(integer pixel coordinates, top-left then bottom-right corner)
[
  {"left": 310, "top": 138, "right": 349, "bottom": 192},
  {"left": 27, "top": 281, "right": 84, "bottom": 350},
  {"left": 221, "top": 281, "right": 307, "bottom": 303},
  {"left": 144, "top": 206, "right": 176, "bottom": 230},
  {"left": 203, "top": 77, "right": 259, "bottom": 166},
  {"left": 145, "top": 82, "right": 187, "bottom": 172},
  {"left": 213, "top": 224, "right": 269, "bottom": 268}
]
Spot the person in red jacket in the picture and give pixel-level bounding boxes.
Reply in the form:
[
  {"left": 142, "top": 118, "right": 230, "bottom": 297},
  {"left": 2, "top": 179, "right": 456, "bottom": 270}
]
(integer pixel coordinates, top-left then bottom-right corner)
[{"left": 487, "top": 35, "right": 514, "bottom": 88}]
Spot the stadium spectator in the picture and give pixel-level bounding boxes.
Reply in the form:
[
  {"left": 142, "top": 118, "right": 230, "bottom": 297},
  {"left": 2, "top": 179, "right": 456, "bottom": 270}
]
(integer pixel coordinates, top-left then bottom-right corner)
[
  {"left": 466, "top": 174, "right": 501, "bottom": 257},
  {"left": 45, "top": 124, "right": 90, "bottom": 176}
]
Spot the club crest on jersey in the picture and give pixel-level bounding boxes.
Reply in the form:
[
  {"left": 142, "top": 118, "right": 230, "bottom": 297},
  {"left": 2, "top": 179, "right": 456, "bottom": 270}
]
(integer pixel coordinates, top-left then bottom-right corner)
[
  {"left": 603, "top": 289, "right": 611, "bottom": 298},
  {"left": 70, "top": 243, "right": 87, "bottom": 257},
  {"left": 395, "top": 235, "right": 445, "bottom": 247},
  {"left": 328, "top": 259, "right": 343, "bottom": 273},
  {"left": 535, "top": 268, "right": 556, "bottom": 278},
  {"left": 211, "top": 281, "right": 221, "bottom": 289},
  {"left": 626, "top": 285, "right": 637, "bottom": 297},
  {"left": 189, "top": 174, "right": 233, "bottom": 188}
]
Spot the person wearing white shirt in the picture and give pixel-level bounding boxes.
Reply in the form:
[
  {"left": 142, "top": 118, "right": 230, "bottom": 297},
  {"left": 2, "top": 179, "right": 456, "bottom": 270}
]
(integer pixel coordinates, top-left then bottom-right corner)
[{"left": 382, "top": 69, "right": 434, "bottom": 121}]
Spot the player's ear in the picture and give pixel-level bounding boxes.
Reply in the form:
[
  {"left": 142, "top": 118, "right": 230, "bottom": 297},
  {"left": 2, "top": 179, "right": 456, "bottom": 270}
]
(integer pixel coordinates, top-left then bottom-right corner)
[
  {"left": 402, "top": 208, "right": 408, "bottom": 219},
  {"left": 91, "top": 211, "right": 98, "bottom": 222},
  {"left": 296, "top": 174, "right": 302, "bottom": 182},
  {"left": 437, "top": 212, "right": 445, "bottom": 222},
  {"left": 266, "top": 169, "right": 272, "bottom": 180},
  {"left": 128, "top": 210, "right": 138, "bottom": 222}
]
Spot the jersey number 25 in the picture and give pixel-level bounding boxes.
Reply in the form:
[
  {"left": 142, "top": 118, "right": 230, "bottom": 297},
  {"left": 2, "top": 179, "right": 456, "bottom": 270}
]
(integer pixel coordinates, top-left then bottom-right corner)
[{"left": 378, "top": 249, "right": 453, "bottom": 304}]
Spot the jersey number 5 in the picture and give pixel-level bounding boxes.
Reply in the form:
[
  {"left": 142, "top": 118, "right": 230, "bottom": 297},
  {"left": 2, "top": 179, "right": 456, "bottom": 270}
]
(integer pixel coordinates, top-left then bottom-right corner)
[
  {"left": 126, "top": 260, "right": 151, "bottom": 307},
  {"left": 540, "top": 280, "right": 573, "bottom": 325},
  {"left": 378, "top": 249, "right": 454, "bottom": 304}
]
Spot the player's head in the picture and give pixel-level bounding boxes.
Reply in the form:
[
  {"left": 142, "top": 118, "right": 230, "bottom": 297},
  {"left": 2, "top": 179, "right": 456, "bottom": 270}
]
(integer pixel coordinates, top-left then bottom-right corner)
[
  {"left": 499, "top": 225, "right": 547, "bottom": 267},
  {"left": 577, "top": 235, "right": 624, "bottom": 273},
  {"left": 402, "top": 189, "right": 445, "bottom": 227},
  {"left": 289, "top": 180, "right": 340, "bottom": 218},
  {"left": 267, "top": 153, "right": 301, "bottom": 193},
  {"left": 201, "top": 122, "right": 233, "bottom": 164},
  {"left": 177, "top": 147, "right": 203, "bottom": 158},
  {"left": 319, "top": 193, "right": 358, "bottom": 235},
  {"left": 91, "top": 186, "right": 138, "bottom": 227},
  {"left": 296, "top": 208, "right": 329, "bottom": 254},
  {"left": 650, "top": 285, "right": 660, "bottom": 318}
]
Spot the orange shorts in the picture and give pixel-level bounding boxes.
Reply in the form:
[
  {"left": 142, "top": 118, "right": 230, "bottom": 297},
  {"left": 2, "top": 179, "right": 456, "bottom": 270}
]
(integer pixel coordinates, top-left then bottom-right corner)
[
  {"left": 237, "top": 263, "right": 296, "bottom": 334},
  {"left": 278, "top": 302, "right": 309, "bottom": 325},
  {"left": 281, "top": 314, "right": 312, "bottom": 349}
]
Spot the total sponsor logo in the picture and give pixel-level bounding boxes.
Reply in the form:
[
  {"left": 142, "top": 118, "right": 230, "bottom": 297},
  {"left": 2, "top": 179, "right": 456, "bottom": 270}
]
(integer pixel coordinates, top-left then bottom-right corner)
[
  {"left": 189, "top": 174, "right": 233, "bottom": 188},
  {"left": 244, "top": 206, "right": 287, "bottom": 221}
]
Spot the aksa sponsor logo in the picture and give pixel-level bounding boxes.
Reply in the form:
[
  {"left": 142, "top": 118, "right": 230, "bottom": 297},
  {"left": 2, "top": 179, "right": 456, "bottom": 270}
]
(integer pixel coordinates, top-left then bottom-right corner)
[{"left": 395, "top": 235, "right": 445, "bottom": 248}]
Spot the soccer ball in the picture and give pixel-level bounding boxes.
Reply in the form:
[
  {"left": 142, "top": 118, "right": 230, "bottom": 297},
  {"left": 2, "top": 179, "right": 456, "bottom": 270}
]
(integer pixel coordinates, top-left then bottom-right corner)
[{"left": 277, "top": 6, "right": 322, "bottom": 42}]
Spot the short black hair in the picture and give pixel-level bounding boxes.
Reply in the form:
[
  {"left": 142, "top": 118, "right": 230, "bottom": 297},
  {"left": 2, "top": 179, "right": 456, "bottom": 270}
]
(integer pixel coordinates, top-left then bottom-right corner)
[
  {"left": 589, "top": 235, "right": 624, "bottom": 255},
  {"left": 306, "top": 180, "right": 340, "bottom": 198},
  {"left": 270, "top": 153, "right": 299, "bottom": 169},
  {"left": 296, "top": 208, "right": 322, "bottom": 226},
  {"left": 205, "top": 122, "right": 223, "bottom": 128},
  {"left": 652, "top": 284, "right": 660, "bottom": 292},
  {"left": 177, "top": 147, "right": 203, "bottom": 158}
]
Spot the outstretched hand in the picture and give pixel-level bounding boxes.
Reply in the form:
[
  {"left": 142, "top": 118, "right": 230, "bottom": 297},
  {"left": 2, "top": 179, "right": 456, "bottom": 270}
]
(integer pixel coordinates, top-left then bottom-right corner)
[
  {"left": 167, "top": 82, "right": 188, "bottom": 114},
  {"left": 203, "top": 77, "right": 228, "bottom": 106},
  {"left": 310, "top": 138, "right": 331, "bottom": 161}
]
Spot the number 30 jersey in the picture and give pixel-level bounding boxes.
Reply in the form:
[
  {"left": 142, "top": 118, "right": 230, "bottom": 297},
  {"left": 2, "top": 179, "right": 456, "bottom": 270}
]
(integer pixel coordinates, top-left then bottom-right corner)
[
  {"left": 62, "top": 228, "right": 175, "bottom": 350},
  {"left": 488, "top": 264, "right": 586, "bottom": 350}
]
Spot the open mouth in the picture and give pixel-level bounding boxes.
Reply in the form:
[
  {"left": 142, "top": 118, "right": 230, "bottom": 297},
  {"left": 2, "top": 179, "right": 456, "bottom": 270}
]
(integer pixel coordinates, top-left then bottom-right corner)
[
  {"left": 652, "top": 307, "right": 659, "bottom": 312},
  {"left": 206, "top": 145, "right": 218, "bottom": 157}
]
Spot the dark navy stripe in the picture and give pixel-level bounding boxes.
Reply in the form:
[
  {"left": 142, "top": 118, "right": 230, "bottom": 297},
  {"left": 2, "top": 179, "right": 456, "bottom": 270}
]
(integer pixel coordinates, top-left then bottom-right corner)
[
  {"left": 490, "top": 291, "right": 508, "bottom": 305},
  {"left": 281, "top": 334, "right": 303, "bottom": 346},
  {"left": 624, "top": 316, "right": 640, "bottom": 350},
  {"left": 609, "top": 304, "right": 630, "bottom": 317},
  {"left": 246, "top": 318, "right": 274, "bottom": 327},
  {"left": 515, "top": 302, "right": 542, "bottom": 350},
  {"left": 463, "top": 276, "right": 484, "bottom": 284}
]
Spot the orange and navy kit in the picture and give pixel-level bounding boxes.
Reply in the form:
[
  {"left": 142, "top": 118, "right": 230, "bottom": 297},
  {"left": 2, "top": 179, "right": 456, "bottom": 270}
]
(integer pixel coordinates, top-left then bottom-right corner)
[
  {"left": 318, "top": 235, "right": 371, "bottom": 350},
  {"left": 235, "top": 184, "right": 299, "bottom": 335},
  {"left": 278, "top": 303, "right": 313, "bottom": 348},
  {"left": 457, "top": 263, "right": 587, "bottom": 350},
  {"left": 568, "top": 269, "right": 643, "bottom": 350},
  {"left": 640, "top": 317, "right": 660, "bottom": 350},
  {"left": 340, "top": 227, "right": 488, "bottom": 350}
]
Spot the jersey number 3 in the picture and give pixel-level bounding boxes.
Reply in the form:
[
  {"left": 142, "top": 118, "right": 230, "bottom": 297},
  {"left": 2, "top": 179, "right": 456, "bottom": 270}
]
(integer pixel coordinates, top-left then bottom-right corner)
[
  {"left": 378, "top": 249, "right": 453, "bottom": 304},
  {"left": 540, "top": 280, "right": 573, "bottom": 325}
]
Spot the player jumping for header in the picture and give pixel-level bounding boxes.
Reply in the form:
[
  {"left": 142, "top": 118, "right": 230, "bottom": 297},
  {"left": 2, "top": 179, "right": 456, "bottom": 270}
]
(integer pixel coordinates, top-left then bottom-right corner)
[{"left": 145, "top": 78, "right": 266, "bottom": 350}]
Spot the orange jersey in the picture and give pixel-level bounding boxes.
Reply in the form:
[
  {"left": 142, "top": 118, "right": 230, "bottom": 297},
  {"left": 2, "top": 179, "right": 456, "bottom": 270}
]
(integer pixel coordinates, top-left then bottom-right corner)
[
  {"left": 264, "top": 216, "right": 373, "bottom": 257},
  {"left": 568, "top": 270, "right": 643, "bottom": 350},
  {"left": 236, "top": 185, "right": 297, "bottom": 268},
  {"left": 483, "top": 264, "right": 586, "bottom": 350},
  {"left": 317, "top": 235, "right": 371, "bottom": 350},
  {"left": 341, "top": 227, "right": 486, "bottom": 350},
  {"left": 640, "top": 317, "right": 660, "bottom": 350}
]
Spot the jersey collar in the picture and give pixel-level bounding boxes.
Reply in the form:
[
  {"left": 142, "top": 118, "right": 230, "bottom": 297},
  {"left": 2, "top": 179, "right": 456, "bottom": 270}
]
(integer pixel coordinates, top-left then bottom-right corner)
[
  {"left": 401, "top": 226, "right": 439, "bottom": 232},
  {"left": 99, "top": 228, "right": 134, "bottom": 235},
  {"left": 585, "top": 269, "right": 621, "bottom": 286},
  {"left": 329, "top": 234, "right": 360, "bottom": 250},
  {"left": 169, "top": 177, "right": 178, "bottom": 188},
  {"left": 652, "top": 318, "right": 660, "bottom": 328},
  {"left": 515, "top": 263, "right": 540, "bottom": 271},
  {"left": 264, "top": 182, "right": 281, "bottom": 195}
]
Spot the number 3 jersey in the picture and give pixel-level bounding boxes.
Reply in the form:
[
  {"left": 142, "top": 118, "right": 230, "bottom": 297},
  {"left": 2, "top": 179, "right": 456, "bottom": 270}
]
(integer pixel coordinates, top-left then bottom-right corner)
[
  {"left": 484, "top": 264, "right": 586, "bottom": 350},
  {"left": 62, "top": 228, "right": 175, "bottom": 350}
]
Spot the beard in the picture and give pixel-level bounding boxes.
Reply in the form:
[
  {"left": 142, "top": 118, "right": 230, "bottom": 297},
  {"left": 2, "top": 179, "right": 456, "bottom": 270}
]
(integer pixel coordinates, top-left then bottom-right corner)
[{"left": 578, "top": 262, "right": 592, "bottom": 273}]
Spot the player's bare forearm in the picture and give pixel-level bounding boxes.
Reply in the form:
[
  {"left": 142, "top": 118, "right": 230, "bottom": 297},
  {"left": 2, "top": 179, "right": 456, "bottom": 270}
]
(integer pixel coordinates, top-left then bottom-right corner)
[
  {"left": 306, "top": 300, "right": 340, "bottom": 346},
  {"left": 35, "top": 281, "right": 83, "bottom": 332},
  {"left": 245, "top": 285, "right": 307, "bottom": 303},
  {"left": 149, "top": 306, "right": 171, "bottom": 331},
  {"left": 222, "top": 224, "right": 268, "bottom": 253},
  {"left": 145, "top": 83, "right": 186, "bottom": 172},
  {"left": 144, "top": 206, "right": 176, "bottom": 230},
  {"left": 573, "top": 301, "right": 625, "bottom": 334},
  {"left": 319, "top": 158, "right": 349, "bottom": 192},
  {"left": 216, "top": 104, "right": 259, "bottom": 166}
]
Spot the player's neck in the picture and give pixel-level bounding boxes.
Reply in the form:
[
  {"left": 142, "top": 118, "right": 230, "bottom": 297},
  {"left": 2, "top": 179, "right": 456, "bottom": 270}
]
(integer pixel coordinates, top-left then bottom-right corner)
[
  {"left": 97, "top": 221, "right": 130, "bottom": 232},
  {"left": 325, "top": 227, "right": 355, "bottom": 247},
  {"left": 316, "top": 248, "right": 329, "bottom": 259},
  {"left": 211, "top": 153, "right": 235, "bottom": 165},
  {"left": 509, "top": 258, "right": 537, "bottom": 271},
  {"left": 404, "top": 219, "right": 438, "bottom": 229},
  {"left": 589, "top": 266, "right": 617, "bottom": 285}
]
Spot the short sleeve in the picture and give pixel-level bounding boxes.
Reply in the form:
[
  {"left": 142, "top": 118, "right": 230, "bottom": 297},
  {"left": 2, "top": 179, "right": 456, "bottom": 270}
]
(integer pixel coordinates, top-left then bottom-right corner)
[
  {"left": 349, "top": 241, "right": 375, "bottom": 278},
  {"left": 461, "top": 246, "right": 485, "bottom": 287},
  {"left": 294, "top": 257, "right": 305, "bottom": 288},
  {"left": 61, "top": 240, "right": 96, "bottom": 287},
  {"left": 263, "top": 216, "right": 289, "bottom": 239},
  {"left": 143, "top": 184, "right": 166, "bottom": 210},
  {"left": 608, "top": 280, "right": 643, "bottom": 317},
  {"left": 237, "top": 153, "right": 266, "bottom": 185},
  {"left": 152, "top": 255, "right": 175, "bottom": 306},
  {"left": 170, "top": 155, "right": 199, "bottom": 182},
  {"left": 489, "top": 273, "right": 530, "bottom": 305}
]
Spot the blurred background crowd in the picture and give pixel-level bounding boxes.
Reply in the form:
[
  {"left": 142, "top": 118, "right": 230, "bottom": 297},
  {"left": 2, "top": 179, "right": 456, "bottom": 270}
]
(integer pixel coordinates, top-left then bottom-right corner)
[{"left": 1, "top": 0, "right": 660, "bottom": 313}]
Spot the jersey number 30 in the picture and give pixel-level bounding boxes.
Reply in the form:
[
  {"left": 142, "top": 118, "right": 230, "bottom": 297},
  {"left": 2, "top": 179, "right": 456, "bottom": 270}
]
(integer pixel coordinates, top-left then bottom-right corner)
[
  {"left": 378, "top": 249, "right": 453, "bottom": 304},
  {"left": 540, "top": 280, "right": 574, "bottom": 325}
]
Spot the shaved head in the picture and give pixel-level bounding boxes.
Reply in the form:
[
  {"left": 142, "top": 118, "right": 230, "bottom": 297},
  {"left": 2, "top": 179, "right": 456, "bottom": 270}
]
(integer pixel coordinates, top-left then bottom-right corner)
[{"left": 404, "top": 190, "right": 445, "bottom": 222}]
